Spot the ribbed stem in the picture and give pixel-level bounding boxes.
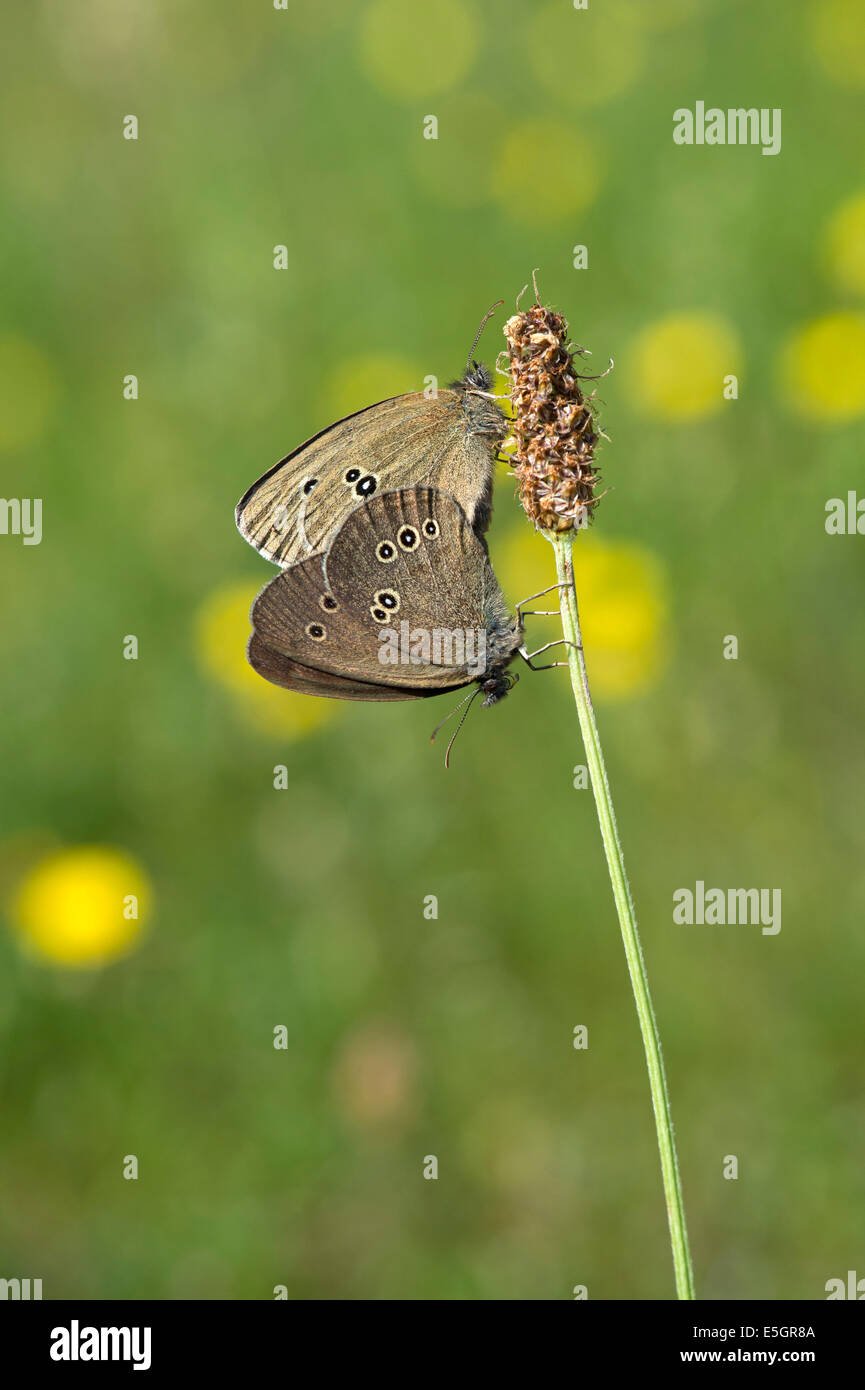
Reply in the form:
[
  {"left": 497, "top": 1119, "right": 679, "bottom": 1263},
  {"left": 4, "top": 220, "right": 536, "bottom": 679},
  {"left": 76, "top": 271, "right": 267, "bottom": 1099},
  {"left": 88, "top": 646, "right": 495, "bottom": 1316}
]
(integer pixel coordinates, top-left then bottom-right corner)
[{"left": 550, "top": 529, "right": 695, "bottom": 1300}]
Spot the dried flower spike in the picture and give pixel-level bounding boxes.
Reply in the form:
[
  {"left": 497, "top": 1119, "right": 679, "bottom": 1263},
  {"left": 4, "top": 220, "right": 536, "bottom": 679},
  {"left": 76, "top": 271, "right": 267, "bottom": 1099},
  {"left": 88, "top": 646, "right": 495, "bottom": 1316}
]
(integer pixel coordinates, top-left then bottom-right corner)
[{"left": 504, "top": 278, "right": 608, "bottom": 532}]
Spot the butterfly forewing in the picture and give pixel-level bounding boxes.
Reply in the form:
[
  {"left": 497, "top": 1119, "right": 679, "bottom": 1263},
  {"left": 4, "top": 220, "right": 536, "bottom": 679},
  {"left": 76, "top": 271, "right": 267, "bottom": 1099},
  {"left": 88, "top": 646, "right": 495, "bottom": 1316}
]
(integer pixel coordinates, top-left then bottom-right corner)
[{"left": 236, "top": 373, "right": 506, "bottom": 568}]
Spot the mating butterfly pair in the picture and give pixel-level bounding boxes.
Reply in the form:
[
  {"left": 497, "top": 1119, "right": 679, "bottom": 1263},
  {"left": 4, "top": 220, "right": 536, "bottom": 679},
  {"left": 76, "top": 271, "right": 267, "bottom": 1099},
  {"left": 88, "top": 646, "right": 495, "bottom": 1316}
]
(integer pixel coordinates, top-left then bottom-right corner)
[{"left": 235, "top": 356, "right": 527, "bottom": 708}]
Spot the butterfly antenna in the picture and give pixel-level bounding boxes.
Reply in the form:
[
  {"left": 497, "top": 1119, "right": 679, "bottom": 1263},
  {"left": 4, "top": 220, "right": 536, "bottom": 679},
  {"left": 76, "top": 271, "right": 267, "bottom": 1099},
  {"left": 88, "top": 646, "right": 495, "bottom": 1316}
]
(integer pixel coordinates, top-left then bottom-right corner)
[
  {"left": 466, "top": 300, "right": 505, "bottom": 372},
  {"left": 429, "top": 686, "right": 482, "bottom": 767},
  {"left": 443, "top": 687, "right": 483, "bottom": 768},
  {"left": 429, "top": 688, "right": 475, "bottom": 741}
]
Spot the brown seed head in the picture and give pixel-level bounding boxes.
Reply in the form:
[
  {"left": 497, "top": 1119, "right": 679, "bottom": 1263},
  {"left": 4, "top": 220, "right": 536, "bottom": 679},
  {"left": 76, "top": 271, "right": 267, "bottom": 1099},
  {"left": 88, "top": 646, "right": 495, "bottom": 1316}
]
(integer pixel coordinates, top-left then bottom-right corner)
[{"left": 504, "top": 294, "right": 607, "bottom": 533}]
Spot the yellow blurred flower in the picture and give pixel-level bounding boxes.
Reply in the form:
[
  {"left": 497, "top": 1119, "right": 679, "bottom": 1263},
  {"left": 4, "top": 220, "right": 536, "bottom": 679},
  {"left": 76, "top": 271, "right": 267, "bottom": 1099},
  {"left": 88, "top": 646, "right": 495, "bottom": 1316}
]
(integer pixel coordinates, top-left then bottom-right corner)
[
  {"left": 10, "top": 846, "right": 151, "bottom": 968},
  {"left": 324, "top": 354, "right": 424, "bottom": 421},
  {"left": 195, "top": 580, "right": 337, "bottom": 737},
  {"left": 359, "top": 0, "right": 479, "bottom": 99},
  {"left": 629, "top": 312, "right": 742, "bottom": 422},
  {"left": 0, "top": 336, "right": 57, "bottom": 451},
  {"left": 498, "top": 526, "right": 670, "bottom": 700},
  {"left": 491, "top": 120, "right": 601, "bottom": 227},
  {"left": 779, "top": 311, "right": 865, "bottom": 421},
  {"left": 528, "top": 1, "right": 646, "bottom": 108},
  {"left": 823, "top": 191, "right": 865, "bottom": 296},
  {"left": 812, "top": 0, "right": 865, "bottom": 88}
]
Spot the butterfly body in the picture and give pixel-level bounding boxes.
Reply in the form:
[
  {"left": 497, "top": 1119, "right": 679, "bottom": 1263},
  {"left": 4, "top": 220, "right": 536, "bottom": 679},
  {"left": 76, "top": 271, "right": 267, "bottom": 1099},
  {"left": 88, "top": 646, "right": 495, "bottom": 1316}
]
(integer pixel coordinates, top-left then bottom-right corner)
[
  {"left": 247, "top": 486, "right": 522, "bottom": 704},
  {"left": 236, "top": 363, "right": 506, "bottom": 569}
]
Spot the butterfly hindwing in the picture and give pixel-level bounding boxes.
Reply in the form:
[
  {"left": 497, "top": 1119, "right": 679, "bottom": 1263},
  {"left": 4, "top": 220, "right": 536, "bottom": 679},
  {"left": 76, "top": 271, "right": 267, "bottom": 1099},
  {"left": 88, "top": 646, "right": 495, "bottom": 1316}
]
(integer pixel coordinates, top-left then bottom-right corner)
[
  {"left": 248, "top": 487, "right": 519, "bottom": 698},
  {"left": 248, "top": 634, "right": 418, "bottom": 701}
]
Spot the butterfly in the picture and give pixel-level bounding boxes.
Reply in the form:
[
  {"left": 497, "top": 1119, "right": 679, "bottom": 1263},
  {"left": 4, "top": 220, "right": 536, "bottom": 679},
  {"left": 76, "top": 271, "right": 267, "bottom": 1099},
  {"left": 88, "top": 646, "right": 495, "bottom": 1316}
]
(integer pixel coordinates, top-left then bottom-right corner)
[
  {"left": 235, "top": 308, "right": 508, "bottom": 569},
  {"left": 247, "top": 485, "right": 524, "bottom": 708}
]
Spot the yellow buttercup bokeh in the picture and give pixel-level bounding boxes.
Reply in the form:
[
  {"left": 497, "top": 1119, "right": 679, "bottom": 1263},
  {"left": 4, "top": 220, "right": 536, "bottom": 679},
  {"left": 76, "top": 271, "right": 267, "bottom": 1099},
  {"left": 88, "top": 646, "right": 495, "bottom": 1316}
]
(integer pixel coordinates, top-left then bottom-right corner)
[
  {"left": 823, "top": 192, "right": 865, "bottom": 297},
  {"left": 11, "top": 846, "right": 151, "bottom": 968},
  {"left": 498, "top": 526, "right": 670, "bottom": 700},
  {"left": 812, "top": 0, "right": 865, "bottom": 88},
  {"left": 629, "top": 313, "right": 742, "bottom": 422},
  {"left": 358, "top": 0, "right": 479, "bottom": 100},
  {"left": 779, "top": 312, "right": 865, "bottom": 422},
  {"left": 491, "top": 120, "right": 601, "bottom": 227}
]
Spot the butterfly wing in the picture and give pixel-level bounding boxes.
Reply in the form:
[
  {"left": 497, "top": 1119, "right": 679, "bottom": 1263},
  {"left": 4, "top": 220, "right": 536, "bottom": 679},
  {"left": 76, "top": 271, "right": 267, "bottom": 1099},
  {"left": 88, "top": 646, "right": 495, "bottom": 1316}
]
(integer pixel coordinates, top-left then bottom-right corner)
[
  {"left": 248, "top": 487, "right": 519, "bottom": 699},
  {"left": 248, "top": 634, "right": 417, "bottom": 701},
  {"left": 235, "top": 379, "right": 505, "bottom": 569}
]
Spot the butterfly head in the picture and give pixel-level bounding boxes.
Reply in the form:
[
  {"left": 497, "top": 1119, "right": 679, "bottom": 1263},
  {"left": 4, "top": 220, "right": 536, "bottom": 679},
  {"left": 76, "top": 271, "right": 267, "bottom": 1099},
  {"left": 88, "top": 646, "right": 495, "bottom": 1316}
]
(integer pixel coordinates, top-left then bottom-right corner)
[
  {"left": 463, "top": 360, "right": 494, "bottom": 392},
  {"left": 457, "top": 360, "right": 508, "bottom": 459},
  {"left": 479, "top": 667, "right": 519, "bottom": 707},
  {"left": 450, "top": 360, "right": 495, "bottom": 395}
]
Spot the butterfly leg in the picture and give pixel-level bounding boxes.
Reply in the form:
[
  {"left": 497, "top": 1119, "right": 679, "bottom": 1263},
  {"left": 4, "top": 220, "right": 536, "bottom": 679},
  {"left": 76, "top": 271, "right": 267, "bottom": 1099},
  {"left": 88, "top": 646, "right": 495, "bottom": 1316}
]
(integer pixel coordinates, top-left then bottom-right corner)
[
  {"left": 522, "top": 640, "right": 580, "bottom": 658},
  {"left": 465, "top": 388, "right": 512, "bottom": 403},
  {"left": 515, "top": 583, "right": 568, "bottom": 623},
  {"left": 518, "top": 639, "right": 579, "bottom": 671}
]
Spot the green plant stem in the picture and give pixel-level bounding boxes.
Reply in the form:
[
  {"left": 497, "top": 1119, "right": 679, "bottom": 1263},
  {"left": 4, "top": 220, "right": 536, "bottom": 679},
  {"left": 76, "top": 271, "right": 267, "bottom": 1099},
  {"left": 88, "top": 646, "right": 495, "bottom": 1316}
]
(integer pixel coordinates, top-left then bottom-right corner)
[{"left": 549, "top": 529, "right": 695, "bottom": 1300}]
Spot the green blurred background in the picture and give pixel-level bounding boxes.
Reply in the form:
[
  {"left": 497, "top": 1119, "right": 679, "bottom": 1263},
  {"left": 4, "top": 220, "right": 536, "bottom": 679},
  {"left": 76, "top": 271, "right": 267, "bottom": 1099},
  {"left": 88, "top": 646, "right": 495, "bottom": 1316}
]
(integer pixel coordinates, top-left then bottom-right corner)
[{"left": 2, "top": 0, "right": 865, "bottom": 1300}]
